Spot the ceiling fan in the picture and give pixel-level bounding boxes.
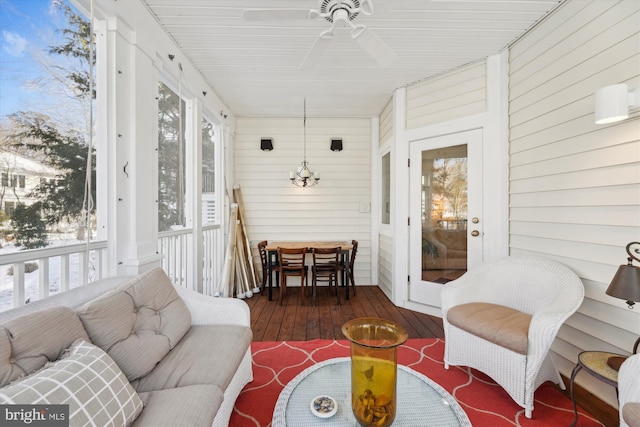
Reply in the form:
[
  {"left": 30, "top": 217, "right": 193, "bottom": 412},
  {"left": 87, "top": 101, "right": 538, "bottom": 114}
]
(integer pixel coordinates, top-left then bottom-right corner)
[{"left": 242, "top": 0, "right": 396, "bottom": 70}]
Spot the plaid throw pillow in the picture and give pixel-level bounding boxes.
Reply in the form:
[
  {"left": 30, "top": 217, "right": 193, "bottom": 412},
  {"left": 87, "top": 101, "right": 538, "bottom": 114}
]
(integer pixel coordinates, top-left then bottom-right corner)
[{"left": 0, "top": 340, "right": 143, "bottom": 427}]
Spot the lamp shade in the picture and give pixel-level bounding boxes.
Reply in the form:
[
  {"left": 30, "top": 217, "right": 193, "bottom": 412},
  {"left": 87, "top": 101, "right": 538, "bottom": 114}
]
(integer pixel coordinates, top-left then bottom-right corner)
[
  {"left": 595, "top": 84, "right": 629, "bottom": 124},
  {"left": 606, "top": 264, "right": 640, "bottom": 304}
]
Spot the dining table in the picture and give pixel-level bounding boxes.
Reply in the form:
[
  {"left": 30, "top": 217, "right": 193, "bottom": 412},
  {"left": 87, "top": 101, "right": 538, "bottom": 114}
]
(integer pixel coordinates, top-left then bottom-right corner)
[{"left": 264, "top": 241, "right": 353, "bottom": 302}]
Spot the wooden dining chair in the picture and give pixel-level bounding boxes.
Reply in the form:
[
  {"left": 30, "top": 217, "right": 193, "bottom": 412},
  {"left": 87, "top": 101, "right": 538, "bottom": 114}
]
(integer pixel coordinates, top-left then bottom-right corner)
[
  {"left": 277, "top": 247, "right": 308, "bottom": 305},
  {"left": 311, "top": 247, "right": 341, "bottom": 306},
  {"left": 257, "top": 240, "right": 279, "bottom": 294},
  {"left": 338, "top": 240, "right": 358, "bottom": 296}
]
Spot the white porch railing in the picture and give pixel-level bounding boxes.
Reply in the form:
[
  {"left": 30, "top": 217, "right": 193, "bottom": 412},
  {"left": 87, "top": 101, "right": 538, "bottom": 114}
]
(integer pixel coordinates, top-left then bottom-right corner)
[
  {"left": 157, "top": 224, "right": 224, "bottom": 295},
  {"left": 0, "top": 225, "right": 224, "bottom": 312},
  {"left": 0, "top": 241, "right": 108, "bottom": 312}
]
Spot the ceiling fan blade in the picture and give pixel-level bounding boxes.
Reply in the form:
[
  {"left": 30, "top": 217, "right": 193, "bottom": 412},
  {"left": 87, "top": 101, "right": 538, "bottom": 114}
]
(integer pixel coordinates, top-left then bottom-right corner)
[
  {"left": 242, "top": 9, "right": 316, "bottom": 21},
  {"left": 352, "top": 26, "right": 396, "bottom": 67},
  {"left": 300, "top": 30, "right": 333, "bottom": 70}
]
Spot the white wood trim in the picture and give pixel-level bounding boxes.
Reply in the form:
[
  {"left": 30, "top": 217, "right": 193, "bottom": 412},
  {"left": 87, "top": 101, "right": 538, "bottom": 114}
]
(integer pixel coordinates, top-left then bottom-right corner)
[
  {"left": 392, "top": 87, "right": 408, "bottom": 306},
  {"left": 371, "top": 117, "right": 380, "bottom": 285}
]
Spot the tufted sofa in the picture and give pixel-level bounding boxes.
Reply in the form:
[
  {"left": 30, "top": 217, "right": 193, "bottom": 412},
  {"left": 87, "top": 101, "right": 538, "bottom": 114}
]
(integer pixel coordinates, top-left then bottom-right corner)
[{"left": 0, "top": 267, "right": 252, "bottom": 427}]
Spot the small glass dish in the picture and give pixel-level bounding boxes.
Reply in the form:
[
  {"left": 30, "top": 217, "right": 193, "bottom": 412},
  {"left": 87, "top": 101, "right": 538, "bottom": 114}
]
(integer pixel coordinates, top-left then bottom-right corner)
[{"left": 310, "top": 395, "right": 337, "bottom": 418}]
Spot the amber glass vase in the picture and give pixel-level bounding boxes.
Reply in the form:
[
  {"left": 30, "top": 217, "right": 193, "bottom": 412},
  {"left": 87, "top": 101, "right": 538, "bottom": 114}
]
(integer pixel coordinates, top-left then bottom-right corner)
[{"left": 342, "top": 317, "right": 408, "bottom": 427}]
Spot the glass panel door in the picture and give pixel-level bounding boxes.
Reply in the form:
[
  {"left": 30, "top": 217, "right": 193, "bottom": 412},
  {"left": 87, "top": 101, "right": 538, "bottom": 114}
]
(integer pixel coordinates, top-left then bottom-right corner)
[{"left": 409, "top": 129, "right": 482, "bottom": 311}]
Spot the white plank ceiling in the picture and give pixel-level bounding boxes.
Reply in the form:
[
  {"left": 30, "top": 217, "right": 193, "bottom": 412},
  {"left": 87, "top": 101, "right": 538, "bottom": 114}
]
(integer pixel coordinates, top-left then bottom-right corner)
[{"left": 141, "top": 0, "right": 564, "bottom": 118}]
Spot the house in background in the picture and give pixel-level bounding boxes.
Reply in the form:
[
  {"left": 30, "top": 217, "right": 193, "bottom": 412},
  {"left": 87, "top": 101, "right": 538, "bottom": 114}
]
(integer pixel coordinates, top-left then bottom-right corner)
[
  {"left": 2, "top": 0, "right": 638, "bottom": 417},
  {"left": 0, "top": 151, "right": 59, "bottom": 218}
]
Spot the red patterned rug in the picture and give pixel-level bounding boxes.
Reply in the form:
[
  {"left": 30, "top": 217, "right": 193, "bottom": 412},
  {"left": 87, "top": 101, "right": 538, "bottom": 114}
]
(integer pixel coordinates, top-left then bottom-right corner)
[{"left": 230, "top": 338, "right": 603, "bottom": 426}]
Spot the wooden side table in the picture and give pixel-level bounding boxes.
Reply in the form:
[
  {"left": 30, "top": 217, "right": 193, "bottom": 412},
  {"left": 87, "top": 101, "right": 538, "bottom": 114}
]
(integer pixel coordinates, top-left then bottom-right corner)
[{"left": 569, "top": 350, "right": 623, "bottom": 427}]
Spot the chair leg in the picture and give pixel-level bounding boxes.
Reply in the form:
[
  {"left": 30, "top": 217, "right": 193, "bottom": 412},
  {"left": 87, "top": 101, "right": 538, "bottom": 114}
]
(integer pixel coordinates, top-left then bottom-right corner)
[
  {"left": 311, "top": 272, "right": 317, "bottom": 307},
  {"left": 260, "top": 269, "right": 266, "bottom": 294},
  {"left": 349, "top": 272, "right": 356, "bottom": 296},
  {"left": 327, "top": 273, "right": 340, "bottom": 305},
  {"left": 279, "top": 275, "right": 286, "bottom": 305}
]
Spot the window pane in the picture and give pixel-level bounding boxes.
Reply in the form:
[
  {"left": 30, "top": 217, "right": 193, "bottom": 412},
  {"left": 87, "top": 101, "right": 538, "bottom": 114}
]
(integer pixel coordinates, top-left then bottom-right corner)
[
  {"left": 201, "top": 117, "right": 217, "bottom": 224},
  {"left": 157, "top": 82, "right": 186, "bottom": 232},
  {"left": 0, "top": 0, "right": 97, "bottom": 249},
  {"left": 202, "top": 118, "right": 215, "bottom": 193},
  {"left": 381, "top": 152, "right": 391, "bottom": 224},
  {"left": 421, "top": 144, "right": 468, "bottom": 280}
]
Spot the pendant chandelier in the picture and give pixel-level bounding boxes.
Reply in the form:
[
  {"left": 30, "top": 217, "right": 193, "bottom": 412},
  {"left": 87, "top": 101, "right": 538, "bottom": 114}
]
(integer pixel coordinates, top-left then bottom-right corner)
[{"left": 290, "top": 98, "right": 320, "bottom": 187}]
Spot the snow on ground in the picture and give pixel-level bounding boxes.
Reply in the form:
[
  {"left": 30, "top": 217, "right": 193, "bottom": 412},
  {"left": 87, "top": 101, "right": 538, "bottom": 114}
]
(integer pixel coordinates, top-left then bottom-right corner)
[{"left": 0, "top": 236, "right": 96, "bottom": 312}]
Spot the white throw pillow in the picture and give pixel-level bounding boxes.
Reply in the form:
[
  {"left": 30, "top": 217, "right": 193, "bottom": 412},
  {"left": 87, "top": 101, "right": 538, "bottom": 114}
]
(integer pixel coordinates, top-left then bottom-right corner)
[{"left": 0, "top": 340, "right": 143, "bottom": 427}]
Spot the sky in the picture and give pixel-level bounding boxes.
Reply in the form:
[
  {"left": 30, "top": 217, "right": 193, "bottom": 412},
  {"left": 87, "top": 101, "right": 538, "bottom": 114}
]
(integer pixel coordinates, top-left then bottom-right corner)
[{"left": 0, "top": 0, "right": 72, "bottom": 117}]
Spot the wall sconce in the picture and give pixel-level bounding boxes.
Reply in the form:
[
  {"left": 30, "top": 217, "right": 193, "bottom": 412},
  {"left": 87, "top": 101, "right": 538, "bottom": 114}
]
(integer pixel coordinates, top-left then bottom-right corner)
[
  {"left": 595, "top": 84, "right": 639, "bottom": 124},
  {"left": 260, "top": 138, "right": 273, "bottom": 151},
  {"left": 330, "top": 138, "right": 343, "bottom": 152}
]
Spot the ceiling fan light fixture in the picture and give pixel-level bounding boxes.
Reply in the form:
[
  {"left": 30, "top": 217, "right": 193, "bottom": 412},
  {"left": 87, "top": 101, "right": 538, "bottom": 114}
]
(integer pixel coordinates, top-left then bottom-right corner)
[{"left": 244, "top": 0, "right": 394, "bottom": 69}]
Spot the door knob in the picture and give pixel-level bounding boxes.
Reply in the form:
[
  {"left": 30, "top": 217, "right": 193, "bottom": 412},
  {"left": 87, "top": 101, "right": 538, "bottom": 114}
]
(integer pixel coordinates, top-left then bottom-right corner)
[
  {"left": 471, "top": 230, "right": 480, "bottom": 237},
  {"left": 472, "top": 217, "right": 479, "bottom": 224}
]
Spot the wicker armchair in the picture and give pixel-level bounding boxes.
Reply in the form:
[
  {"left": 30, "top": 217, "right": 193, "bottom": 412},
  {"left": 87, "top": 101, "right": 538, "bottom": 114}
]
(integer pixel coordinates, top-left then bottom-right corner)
[
  {"left": 441, "top": 256, "right": 584, "bottom": 418},
  {"left": 619, "top": 353, "right": 640, "bottom": 427}
]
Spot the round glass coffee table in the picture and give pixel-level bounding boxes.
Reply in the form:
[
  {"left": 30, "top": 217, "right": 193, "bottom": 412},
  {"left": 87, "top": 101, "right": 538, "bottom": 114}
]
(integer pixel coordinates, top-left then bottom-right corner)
[{"left": 272, "top": 357, "right": 471, "bottom": 426}]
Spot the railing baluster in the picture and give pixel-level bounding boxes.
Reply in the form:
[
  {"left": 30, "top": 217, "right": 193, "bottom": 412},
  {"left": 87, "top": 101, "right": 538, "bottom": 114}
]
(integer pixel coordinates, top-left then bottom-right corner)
[
  {"left": 13, "top": 263, "right": 25, "bottom": 307},
  {"left": 39, "top": 258, "right": 50, "bottom": 299},
  {"left": 60, "top": 254, "right": 70, "bottom": 292},
  {"left": 79, "top": 250, "right": 88, "bottom": 286}
]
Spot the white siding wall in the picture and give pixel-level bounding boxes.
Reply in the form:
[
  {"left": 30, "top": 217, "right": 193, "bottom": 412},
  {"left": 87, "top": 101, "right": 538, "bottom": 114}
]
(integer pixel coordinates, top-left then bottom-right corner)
[
  {"left": 405, "top": 61, "right": 487, "bottom": 129},
  {"left": 378, "top": 234, "right": 393, "bottom": 295},
  {"left": 379, "top": 98, "right": 394, "bottom": 146},
  {"left": 234, "top": 117, "right": 372, "bottom": 286},
  {"left": 509, "top": 0, "right": 640, "bottom": 406},
  {"left": 377, "top": 97, "right": 395, "bottom": 296}
]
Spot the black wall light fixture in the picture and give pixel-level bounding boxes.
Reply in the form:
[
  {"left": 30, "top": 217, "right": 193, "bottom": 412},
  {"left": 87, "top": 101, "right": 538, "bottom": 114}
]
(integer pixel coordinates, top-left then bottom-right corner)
[
  {"left": 260, "top": 138, "right": 274, "bottom": 151},
  {"left": 330, "top": 138, "right": 343, "bottom": 152}
]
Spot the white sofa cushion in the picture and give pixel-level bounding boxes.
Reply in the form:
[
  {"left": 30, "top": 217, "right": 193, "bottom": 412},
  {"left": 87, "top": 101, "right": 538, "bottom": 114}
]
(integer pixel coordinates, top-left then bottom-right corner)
[
  {"left": 0, "top": 340, "right": 143, "bottom": 427},
  {"left": 77, "top": 268, "right": 191, "bottom": 382},
  {"left": 0, "top": 306, "right": 89, "bottom": 387},
  {"left": 133, "top": 324, "right": 252, "bottom": 393},
  {"left": 135, "top": 385, "right": 222, "bottom": 427}
]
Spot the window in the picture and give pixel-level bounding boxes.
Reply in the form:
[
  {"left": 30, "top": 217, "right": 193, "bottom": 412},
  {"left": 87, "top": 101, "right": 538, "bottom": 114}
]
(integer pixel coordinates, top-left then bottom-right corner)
[
  {"left": 202, "top": 118, "right": 215, "bottom": 193},
  {"left": 4, "top": 201, "right": 15, "bottom": 218},
  {"left": 201, "top": 117, "right": 217, "bottom": 224},
  {"left": 157, "top": 81, "right": 186, "bottom": 232},
  {"left": 0, "top": 0, "right": 97, "bottom": 250},
  {"left": 381, "top": 152, "right": 391, "bottom": 225}
]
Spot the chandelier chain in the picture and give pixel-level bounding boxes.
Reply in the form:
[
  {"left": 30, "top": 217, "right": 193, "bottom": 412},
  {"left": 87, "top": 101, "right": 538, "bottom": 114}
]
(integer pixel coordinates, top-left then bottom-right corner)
[{"left": 289, "top": 97, "right": 319, "bottom": 187}]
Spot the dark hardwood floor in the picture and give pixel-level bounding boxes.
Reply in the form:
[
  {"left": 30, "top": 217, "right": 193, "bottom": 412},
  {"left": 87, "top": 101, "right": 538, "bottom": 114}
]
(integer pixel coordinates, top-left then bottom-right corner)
[
  {"left": 244, "top": 284, "right": 443, "bottom": 342},
  {"left": 243, "top": 284, "right": 619, "bottom": 427}
]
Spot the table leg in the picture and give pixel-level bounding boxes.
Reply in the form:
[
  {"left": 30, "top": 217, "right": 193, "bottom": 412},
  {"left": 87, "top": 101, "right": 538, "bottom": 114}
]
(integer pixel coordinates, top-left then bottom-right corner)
[
  {"left": 268, "top": 250, "right": 274, "bottom": 301},
  {"left": 569, "top": 363, "right": 583, "bottom": 427},
  {"left": 343, "top": 250, "right": 350, "bottom": 301}
]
